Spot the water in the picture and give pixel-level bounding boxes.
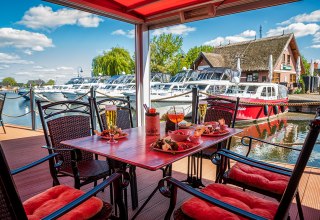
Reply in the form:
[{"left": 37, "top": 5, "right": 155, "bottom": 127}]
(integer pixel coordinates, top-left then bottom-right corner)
[{"left": 2, "top": 93, "right": 320, "bottom": 167}]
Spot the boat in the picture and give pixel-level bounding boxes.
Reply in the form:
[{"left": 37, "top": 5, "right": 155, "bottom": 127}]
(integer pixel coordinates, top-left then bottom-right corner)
[
  {"left": 217, "top": 82, "right": 289, "bottom": 122},
  {"left": 18, "top": 87, "right": 49, "bottom": 101}
]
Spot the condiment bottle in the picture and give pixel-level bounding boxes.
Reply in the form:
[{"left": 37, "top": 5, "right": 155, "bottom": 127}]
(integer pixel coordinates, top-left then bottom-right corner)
[{"left": 145, "top": 108, "right": 160, "bottom": 136}]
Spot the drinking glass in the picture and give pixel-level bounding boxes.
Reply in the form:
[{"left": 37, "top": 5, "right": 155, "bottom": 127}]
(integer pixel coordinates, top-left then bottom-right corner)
[
  {"left": 198, "top": 101, "right": 208, "bottom": 124},
  {"left": 167, "top": 106, "right": 184, "bottom": 130},
  {"left": 105, "top": 105, "right": 117, "bottom": 143}
]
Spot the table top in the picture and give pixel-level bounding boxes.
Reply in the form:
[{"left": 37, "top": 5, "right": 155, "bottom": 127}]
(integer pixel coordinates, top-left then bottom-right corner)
[{"left": 61, "top": 126, "right": 242, "bottom": 171}]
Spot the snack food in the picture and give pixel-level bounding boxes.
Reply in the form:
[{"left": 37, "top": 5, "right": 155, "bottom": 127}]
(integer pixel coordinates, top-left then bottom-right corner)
[
  {"left": 95, "top": 127, "right": 128, "bottom": 139},
  {"left": 151, "top": 138, "right": 196, "bottom": 152}
]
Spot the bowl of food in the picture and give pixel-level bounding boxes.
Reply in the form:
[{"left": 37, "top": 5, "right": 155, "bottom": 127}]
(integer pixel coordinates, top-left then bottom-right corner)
[
  {"left": 168, "top": 129, "right": 191, "bottom": 142},
  {"left": 189, "top": 134, "right": 202, "bottom": 144}
]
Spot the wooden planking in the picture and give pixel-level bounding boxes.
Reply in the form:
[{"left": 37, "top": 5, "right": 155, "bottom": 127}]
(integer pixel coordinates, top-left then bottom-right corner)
[{"left": 1, "top": 127, "right": 320, "bottom": 219}]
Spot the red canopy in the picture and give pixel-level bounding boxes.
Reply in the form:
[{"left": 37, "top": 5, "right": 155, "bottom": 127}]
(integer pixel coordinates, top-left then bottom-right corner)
[{"left": 46, "top": 0, "right": 298, "bottom": 29}]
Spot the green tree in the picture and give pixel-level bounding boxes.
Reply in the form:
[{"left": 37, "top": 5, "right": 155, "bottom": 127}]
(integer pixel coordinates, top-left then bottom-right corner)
[
  {"left": 301, "top": 56, "right": 310, "bottom": 75},
  {"left": 184, "top": 45, "right": 214, "bottom": 69},
  {"left": 2, "top": 77, "right": 17, "bottom": 87},
  {"left": 150, "top": 33, "right": 183, "bottom": 75},
  {"left": 92, "top": 47, "right": 134, "bottom": 76},
  {"left": 45, "top": 79, "right": 55, "bottom": 85}
]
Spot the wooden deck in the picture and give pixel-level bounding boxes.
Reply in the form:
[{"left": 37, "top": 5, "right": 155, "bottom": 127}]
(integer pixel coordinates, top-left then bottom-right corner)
[{"left": 1, "top": 125, "right": 319, "bottom": 220}]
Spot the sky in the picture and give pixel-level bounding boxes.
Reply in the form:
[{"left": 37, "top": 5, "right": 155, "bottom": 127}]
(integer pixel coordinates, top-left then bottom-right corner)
[{"left": 0, "top": 0, "right": 319, "bottom": 84}]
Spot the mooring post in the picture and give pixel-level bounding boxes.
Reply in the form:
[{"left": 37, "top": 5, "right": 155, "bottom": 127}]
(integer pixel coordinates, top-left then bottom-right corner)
[
  {"left": 191, "top": 87, "right": 199, "bottom": 124},
  {"left": 30, "top": 86, "right": 36, "bottom": 130}
]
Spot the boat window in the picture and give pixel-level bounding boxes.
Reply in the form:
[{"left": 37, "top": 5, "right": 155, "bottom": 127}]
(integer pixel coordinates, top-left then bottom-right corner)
[
  {"left": 261, "top": 87, "right": 267, "bottom": 96},
  {"left": 247, "top": 86, "right": 258, "bottom": 94},
  {"left": 208, "top": 85, "right": 226, "bottom": 94},
  {"left": 272, "top": 87, "right": 275, "bottom": 96},
  {"left": 279, "top": 85, "right": 288, "bottom": 99},
  {"left": 163, "top": 85, "right": 172, "bottom": 90},
  {"left": 226, "top": 86, "right": 238, "bottom": 94}
]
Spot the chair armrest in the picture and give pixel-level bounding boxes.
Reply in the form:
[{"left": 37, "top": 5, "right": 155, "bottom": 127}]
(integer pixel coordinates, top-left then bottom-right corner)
[
  {"left": 11, "top": 153, "right": 61, "bottom": 175},
  {"left": 218, "top": 149, "right": 292, "bottom": 173},
  {"left": 164, "top": 177, "right": 267, "bottom": 220},
  {"left": 42, "top": 172, "right": 122, "bottom": 220},
  {"left": 42, "top": 146, "right": 82, "bottom": 161},
  {"left": 241, "top": 136, "right": 301, "bottom": 156},
  {"left": 216, "top": 150, "right": 291, "bottom": 176}
]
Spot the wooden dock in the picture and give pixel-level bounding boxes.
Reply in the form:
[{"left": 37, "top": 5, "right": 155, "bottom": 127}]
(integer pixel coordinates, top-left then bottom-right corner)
[
  {"left": 288, "top": 93, "right": 320, "bottom": 113},
  {"left": 0, "top": 126, "right": 319, "bottom": 219}
]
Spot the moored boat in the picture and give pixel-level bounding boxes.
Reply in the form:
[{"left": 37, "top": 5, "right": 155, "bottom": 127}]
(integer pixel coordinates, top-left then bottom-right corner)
[{"left": 217, "top": 82, "right": 289, "bottom": 122}]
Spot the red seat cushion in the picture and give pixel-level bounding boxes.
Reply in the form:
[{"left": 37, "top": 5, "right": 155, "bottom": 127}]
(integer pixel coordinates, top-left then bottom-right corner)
[
  {"left": 181, "top": 184, "right": 278, "bottom": 220},
  {"left": 228, "top": 162, "right": 290, "bottom": 195},
  {"left": 24, "top": 185, "right": 103, "bottom": 220}
]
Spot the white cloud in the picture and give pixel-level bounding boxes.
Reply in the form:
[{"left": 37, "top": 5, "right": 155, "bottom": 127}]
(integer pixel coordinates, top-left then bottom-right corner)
[
  {"left": 14, "top": 71, "right": 34, "bottom": 76},
  {"left": 267, "top": 23, "right": 320, "bottom": 38},
  {"left": 203, "top": 30, "right": 256, "bottom": 46},
  {"left": 23, "top": 50, "right": 33, "bottom": 55},
  {"left": 18, "top": 5, "right": 103, "bottom": 30},
  {"left": 279, "top": 10, "right": 320, "bottom": 25},
  {"left": 33, "top": 65, "right": 43, "bottom": 69},
  {"left": 112, "top": 29, "right": 135, "bottom": 38},
  {"left": 56, "top": 66, "right": 74, "bottom": 70},
  {"left": 313, "top": 32, "right": 320, "bottom": 43},
  {"left": 311, "top": 44, "right": 320, "bottom": 48},
  {"left": 152, "top": 24, "right": 196, "bottom": 36},
  {"left": 0, "top": 28, "right": 54, "bottom": 51},
  {"left": 0, "top": 53, "right": 33, "bottom": 64},
  {"left": 0, "top": 65, "right": 10, "bottom": 70}
]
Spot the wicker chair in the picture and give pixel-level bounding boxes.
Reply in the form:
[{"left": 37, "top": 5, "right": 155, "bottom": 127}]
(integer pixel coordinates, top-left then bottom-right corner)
[
  {"left": 37, "top": 100, "right": 110, "bottom": 189},
  {"left": 92, "top": 96, "right": 138, "bottom": 209},
  {"left": 160, "top": 113, "right": 320, "bottom": 220},
  {"left": 0, "top": 143, "right": 127, "bottom": 220},
  {"left": 200, "top": 96, "right": 240, "bottom": 159},
  {"left": 0, "top": 93, "right": 6, "bottom": 134}
]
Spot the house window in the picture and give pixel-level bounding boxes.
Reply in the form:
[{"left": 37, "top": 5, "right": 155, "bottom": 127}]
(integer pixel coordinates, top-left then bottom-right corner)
[
  {"left": 262, "top": 76, "right": 267, "bottom": 82},
  {"left": 290, "top": 74, "right": 296, "bottom": 83},
  {"left": 287, "top": 55, "right": 291, "bottom": 65},
  {"left": 246, "top": 73, "right": 259, "bottom": 82},
  {"left": 273, "top": 73, "right": 280, "bottom": 83},
  {"left": 282, "top": 54, "right": 286, "bottom": 64}
]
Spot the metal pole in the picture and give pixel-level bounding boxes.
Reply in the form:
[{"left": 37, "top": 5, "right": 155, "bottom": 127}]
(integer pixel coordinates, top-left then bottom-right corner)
[
  {"left": 90, "top": 87, "right": 96, "bottom": 130},
  {"left": 30, "top": 86, "right": 36, "bottom": 130},
  {"left": 191, "top": 87, "right": 198, "bottom": 124}
]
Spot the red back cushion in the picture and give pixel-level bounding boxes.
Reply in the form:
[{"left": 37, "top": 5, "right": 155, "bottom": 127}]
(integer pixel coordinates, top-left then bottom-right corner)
[
  {"left": 181, "top": 183, "right": 278, "bottom": 220},
  {"left": 24, "top": 185, "right": 103, "bottom": 220},
  {"left": 228, "top": 162, "right": 290, "bottom": 194}
]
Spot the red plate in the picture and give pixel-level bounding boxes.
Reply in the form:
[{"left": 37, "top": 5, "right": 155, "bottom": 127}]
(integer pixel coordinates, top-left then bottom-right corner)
[
  {"left": 151, "top": 140, "right": 202, "bottom": 154},
  {"left": 97, "top": 133, "right": 128, "bottom": 140},
  {"left": 202, "top": 129, "right": 230, "bottom": 137}
]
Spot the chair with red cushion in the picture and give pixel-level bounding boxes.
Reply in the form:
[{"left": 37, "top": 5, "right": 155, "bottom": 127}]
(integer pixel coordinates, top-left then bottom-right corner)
[
  {"left": 0, "top": 143, "right": 128, "bottom": 220},
  {"left": 159, "top": 113, "right": 320, "bottom": 220}
]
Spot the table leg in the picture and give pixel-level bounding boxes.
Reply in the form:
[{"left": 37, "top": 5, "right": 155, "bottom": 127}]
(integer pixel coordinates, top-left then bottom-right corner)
[
  {"left": 182, "top": 152, "right": 205, "bottom": 188},
  {"left": 132, "top": 164, "right": 172, "bottom": 220}
]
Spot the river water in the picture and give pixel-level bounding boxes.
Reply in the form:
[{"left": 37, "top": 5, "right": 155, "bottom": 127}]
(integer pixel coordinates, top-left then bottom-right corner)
[{"left": 2, "top": 93, "right": 320, "bottom": 167}]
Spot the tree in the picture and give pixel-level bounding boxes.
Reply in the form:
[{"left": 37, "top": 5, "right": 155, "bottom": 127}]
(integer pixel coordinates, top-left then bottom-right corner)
[
  {"left": 184, "top": 45, "right": 214, "bottom": 69},
  {"left": 301, "top": 56, "right": 310, "bottom": 75},
  {"left": 92, "top": 47, "right": 134, "bottom": 76},
  {"left": 26, "top": 79, "right": 45, "bottom": 87},
  {"left": 45, "top": 79, "right": 55, "bottom": 85},
  {"left": 150, "top": 33, "right": 183, "bottom": 75},
  {"left": 2, "top": 77, "right": 17, "bottom": 87}
]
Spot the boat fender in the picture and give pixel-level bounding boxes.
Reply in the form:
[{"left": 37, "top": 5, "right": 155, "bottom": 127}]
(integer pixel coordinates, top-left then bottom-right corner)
[
  {"left": 280, "top": 105, "right": 285, "bottom": 112},
  {"left": 264, "top": 105, "right": 268, "bottom": 116},
  {"left": 273, "top": 105, "right": 279, "bottom": 115}
]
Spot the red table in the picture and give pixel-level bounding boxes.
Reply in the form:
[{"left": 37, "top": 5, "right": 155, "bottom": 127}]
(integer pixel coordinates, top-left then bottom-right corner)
[{"left": 61, "top": 126, "right": 242, "bottom": 171}]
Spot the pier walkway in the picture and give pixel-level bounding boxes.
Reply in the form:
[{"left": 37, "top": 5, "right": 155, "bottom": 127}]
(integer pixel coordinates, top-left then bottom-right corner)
[{"left": 0, "top": 126, "right": 319, "bottom": 219}]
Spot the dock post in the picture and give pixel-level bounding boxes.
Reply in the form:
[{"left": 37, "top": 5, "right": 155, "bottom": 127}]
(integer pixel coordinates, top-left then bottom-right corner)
[
  {"left": 90, "top": 87, "right": 96, "bottom": 130},
  {"left": 30, "top": 86, "right": 36, "bottom": 130},
  {"left": 191, "top": 87, "right": 199, "bottom": 124}
]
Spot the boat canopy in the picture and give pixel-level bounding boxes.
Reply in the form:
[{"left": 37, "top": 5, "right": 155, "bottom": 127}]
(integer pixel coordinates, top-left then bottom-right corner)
[{"left": 198, "top": 67, "right": 240, "bottom": 81}]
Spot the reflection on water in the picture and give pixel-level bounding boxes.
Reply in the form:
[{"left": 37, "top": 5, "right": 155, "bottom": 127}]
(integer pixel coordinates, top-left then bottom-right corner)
[{"left": 232, "top": 115, "right": 320, "bottom": 167}]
